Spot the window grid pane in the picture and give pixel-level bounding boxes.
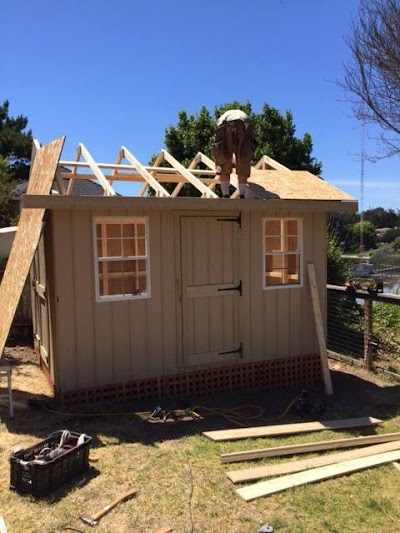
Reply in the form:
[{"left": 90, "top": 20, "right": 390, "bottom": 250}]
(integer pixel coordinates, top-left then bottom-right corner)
[
  {"left": 96, "top": 219, "right": 149, "bottom": 299},
  {"left": 264, "top": 219, "right": 301, "bottom": 288}
]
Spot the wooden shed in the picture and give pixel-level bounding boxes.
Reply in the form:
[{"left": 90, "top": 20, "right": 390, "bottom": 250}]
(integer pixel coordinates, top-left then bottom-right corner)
[{"left": 10, "top": 141, "right": 357, "bottom": 404}]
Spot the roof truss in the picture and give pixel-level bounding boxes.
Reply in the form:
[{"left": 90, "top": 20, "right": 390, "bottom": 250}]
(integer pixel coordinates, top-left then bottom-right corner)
[{"left": 53, "top": 142, "right": 292, "bottom": 198}]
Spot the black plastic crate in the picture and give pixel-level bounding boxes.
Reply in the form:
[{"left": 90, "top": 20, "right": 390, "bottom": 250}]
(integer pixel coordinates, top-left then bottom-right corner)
[{"left": 10, "top": 430, "right": 92, "bottom": 497}]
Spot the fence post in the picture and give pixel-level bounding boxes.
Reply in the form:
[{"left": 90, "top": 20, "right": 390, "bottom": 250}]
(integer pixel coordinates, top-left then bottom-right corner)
[{"left": 364, "top": 297, "right": 373, "bottom": 368}]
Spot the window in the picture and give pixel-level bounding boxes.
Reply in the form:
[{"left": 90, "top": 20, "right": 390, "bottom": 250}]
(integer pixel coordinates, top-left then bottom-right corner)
[
  {"left": 263, "top": 218, "right": 302, "bottom": 288},
  {"left": 94, "top": 217, "right": 150, "bottom": 301}
]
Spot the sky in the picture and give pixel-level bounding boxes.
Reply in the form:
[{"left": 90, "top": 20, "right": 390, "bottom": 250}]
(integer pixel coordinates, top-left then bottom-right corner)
[{"left": 1, "top": 0, "right": 399, "bottom": 209}]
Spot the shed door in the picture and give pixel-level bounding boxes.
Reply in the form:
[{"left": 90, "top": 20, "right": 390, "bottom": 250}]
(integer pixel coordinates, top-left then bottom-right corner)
[{"left": 180, "top": 216, "right": 242, "bottom": 366}]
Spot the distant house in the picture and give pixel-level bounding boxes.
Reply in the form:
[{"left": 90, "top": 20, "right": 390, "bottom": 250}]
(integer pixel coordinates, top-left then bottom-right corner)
[{"left": 21, "top": 142, "right": 357, "bottom": 404}]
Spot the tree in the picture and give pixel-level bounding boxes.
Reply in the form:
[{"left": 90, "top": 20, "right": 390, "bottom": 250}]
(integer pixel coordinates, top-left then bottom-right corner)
[
  {"left": 155, "top": 101, "right": 322, "bottom": 196},
  {"left": 327, "top": 232, "right": 351, "bottom": 285},
  {"left": 351, "top": 220, "right": 377, "bottom": 251},
  {"left": 0, "top": 157, "right": 16, "bottom": 227},
  {"left": 342, "top": 0, "right": 400, "bottom": 157},
  {"left": 363, "top": 207, "right": 400, "bottom": 228},
  {"left": 0, "top": 100, "right": 33, "bottom": 181}
]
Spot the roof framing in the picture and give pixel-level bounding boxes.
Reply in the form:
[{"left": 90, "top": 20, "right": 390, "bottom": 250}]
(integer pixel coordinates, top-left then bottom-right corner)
[{"left": 57, "top": 143, "right": 289, "bottom": 199}]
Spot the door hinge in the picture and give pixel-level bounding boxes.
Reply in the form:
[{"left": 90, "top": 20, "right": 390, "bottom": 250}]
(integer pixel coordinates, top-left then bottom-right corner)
[
  {"left": 217, "top": 213, "right": 241, "bottom": 227},
  {"left": 218, "top": 280, "right": 242, "bottom": 296},
  {"left": 219, "top": 343, "right": 243, "bottom": 358}
]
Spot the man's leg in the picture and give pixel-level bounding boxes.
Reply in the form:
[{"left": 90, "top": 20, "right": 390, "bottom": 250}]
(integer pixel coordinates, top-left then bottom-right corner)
[{"left": 220, "top": 173, "right": 230, "bottom": 198}]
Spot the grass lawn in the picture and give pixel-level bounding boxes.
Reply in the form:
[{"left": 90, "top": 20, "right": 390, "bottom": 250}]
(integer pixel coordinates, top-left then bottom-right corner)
[{"left": 1, "top": 347, "right": 400, "bottom": 533}]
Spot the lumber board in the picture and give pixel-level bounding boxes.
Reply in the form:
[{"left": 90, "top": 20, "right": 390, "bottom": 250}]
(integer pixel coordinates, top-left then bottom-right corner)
[
  {"left": 122, "top": 146, "right": 170, "bottom": 197},
  {"left": 227, "top": 440, "right": 400, "bottom": 483},
  {"left": 0, "top": 517, "right": 7, "bottom": 533},
  {"left": 203, "top": 417, "right": 382, "bottom": 442},
  {"left": 308, "top": 262, "right": 333, "bottom": 395},
  {"left": 0, "top": 137, "right": 65, "bottom": 359},
  {"left": 237, "top": 449, "right": 400, "bottom": 501},
  {"left": 221, "top": 432, "right": 400, "bottom": 463}
]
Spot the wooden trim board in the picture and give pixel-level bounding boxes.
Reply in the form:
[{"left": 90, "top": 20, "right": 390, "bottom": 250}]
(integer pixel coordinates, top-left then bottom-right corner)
[
  {"left": 203, "top": 417, "right": 382, "bottom": 442},
  {"left": 221, "top": 432, "right": 400, "bottom": 463},
  {"left": 237, "top": 449, "right": 400, "bottom": 501},
  {"left": 308, "top": 262, "right": 333, "bottom": 395},
  {"left": 227, "top": 440, "right": 400, "bottom": 483}
]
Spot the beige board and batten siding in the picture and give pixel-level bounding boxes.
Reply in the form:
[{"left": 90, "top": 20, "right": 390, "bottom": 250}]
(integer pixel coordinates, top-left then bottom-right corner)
[
  {"left": 50, "top": 206, "right": 326, "bottom": 392},
  {"left": 51, "top": 208, "right": 179, "bottom": 392},
  {"left": 249, "top": 210, "right": 325, "bottom": 361}
]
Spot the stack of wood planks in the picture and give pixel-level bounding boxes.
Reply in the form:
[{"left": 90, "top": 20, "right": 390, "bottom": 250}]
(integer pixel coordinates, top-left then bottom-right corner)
[{"left": 202, "top": 417, "right": 400, "bottom": 501}]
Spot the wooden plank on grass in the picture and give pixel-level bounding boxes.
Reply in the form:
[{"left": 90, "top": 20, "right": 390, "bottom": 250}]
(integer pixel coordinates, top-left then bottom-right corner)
[
  {"left": 227, "top": 440, "right": 400, "bottom": 483},
  {"left": 237, "top": 449, "right": 400, "bottom": 501},
  {"left": 0, "top": 137, "right": 65, "bottom": 359},
  {"left": 221, "top": 432, "right": 400, "bottom": 463},
  {"left": 0, "top": 517, "right": 8, "bottom": 533},
  {"left": 203, "top": 417, "right": 382, "bottom": 442}
]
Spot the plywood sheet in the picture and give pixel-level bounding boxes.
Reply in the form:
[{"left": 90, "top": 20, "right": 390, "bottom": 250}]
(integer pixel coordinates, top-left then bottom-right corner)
[
  {"left": 0, "top": 137, "right": 65, "bottom": 358},
  {"left": 248, "top": 169, "right": 355, "bottom": 201},
  {"left": 202, "top": 417, "right": 382, "bottom": 442}
]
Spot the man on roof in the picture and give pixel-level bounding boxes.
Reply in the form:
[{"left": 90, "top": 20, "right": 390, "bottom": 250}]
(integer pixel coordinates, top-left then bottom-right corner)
[{"left": 213, "top": 109, "right": 256, "bottom": 199}]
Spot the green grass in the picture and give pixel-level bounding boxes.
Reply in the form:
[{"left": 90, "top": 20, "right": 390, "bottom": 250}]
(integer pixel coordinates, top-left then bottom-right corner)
[{"left": 1, "top": 360, "right": 400, "bottom": 532}]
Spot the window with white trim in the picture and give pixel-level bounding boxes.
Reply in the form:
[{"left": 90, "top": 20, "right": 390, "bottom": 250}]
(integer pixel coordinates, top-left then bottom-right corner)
[
  {"left": 263, "top": 218, "right": 302, "bottom": 288},
  {"left": 94, "top": 217, "right": 150, "bottom": 301}
]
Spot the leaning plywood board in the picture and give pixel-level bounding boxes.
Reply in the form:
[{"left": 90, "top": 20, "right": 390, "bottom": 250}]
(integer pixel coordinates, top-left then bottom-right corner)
[
  {"left": 221, "top": 432, "right": 400, "bottom": 463},
  {"left": 227, "top": 440, "right": 400, "bottom": 483},
  {"left": 237, "top": 449, "right": 400, "bottom": 501},
  {"left": 203, "top": 417, "right": 382, "bottom": 442},
  {"left": 0, "top": 137, "right": 65, "bottom": 359}
]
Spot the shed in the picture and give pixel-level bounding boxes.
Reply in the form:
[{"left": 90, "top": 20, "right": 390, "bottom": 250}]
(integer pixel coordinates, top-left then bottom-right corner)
[{"left": 1, "top": 140, "right": 357, "bottom": 404}]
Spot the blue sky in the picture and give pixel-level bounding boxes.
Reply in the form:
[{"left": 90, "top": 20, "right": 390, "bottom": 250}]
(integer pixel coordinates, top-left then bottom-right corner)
[{"left": 1, "top": 0, "right": 399, "bottom": 209}]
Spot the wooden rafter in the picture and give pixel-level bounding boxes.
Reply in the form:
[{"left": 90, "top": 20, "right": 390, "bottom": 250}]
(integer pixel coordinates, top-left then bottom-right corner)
[
  {"left": 254, "top": 155, "right": 291, "bottom": 172},
  {"left": 160, "top": 149, "right": 218, "bottom": 198},
  {"left": 79, "top": 144, "right": 117, "bottom": 196},
  {"left": 66, "top": 145, "right": 81, "bottom": 195},
  {"left": 121, "top": 147, "right": 170, "bottom": 197}
]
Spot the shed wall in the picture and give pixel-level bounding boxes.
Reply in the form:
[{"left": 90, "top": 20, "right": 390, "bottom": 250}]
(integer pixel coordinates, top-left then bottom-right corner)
[{"left": 51, "top": 208, "right": 325, "bottom": 392}]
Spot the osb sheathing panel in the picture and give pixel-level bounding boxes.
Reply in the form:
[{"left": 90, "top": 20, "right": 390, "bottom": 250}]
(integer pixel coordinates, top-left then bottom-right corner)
[
  {"left": 248, "top": 169, "right": 355, "bottom": 201},
  {"left": 0, "top": 137, "right": 65, "bottom": 357}
]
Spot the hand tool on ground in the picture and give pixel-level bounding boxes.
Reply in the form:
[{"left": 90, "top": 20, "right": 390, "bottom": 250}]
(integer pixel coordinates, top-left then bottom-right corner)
[{"left": 80, "top": 488, "right": 137, "bottom": 526}]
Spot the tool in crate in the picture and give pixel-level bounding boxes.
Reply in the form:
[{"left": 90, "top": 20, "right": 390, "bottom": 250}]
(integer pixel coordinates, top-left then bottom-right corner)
[{"left": 9, "top": 429, "right": 92, "bottom": 497}]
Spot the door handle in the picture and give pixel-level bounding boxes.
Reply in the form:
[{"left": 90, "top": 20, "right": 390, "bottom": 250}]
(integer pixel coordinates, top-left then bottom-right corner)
[{"left": 218, "top": 281, "right": 242, "bottom": 296}]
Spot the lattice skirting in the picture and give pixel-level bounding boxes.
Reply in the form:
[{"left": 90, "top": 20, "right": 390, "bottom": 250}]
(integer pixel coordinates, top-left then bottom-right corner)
[{"left": 58, "top": 354, "right": 322, "bottom": 406}]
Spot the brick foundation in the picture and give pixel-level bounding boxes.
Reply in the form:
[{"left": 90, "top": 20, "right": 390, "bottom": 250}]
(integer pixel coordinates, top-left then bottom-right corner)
[{"left": 58, "top": 354, "right": 323, "bottom": 406}]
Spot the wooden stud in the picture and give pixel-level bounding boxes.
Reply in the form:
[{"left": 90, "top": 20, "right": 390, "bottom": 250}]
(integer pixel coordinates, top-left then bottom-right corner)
[
  {"left": 307, "top": 262, "right": 333, "bottom": 395},
  {"left": 237, "top": 449, "right": 400, "bottom": 501},
  {"left": 221, "top": 432, "right": 400, "bottom": 463},
  {"left": 227, "top": 440, "right": 400, "bottom": 483},
  {"left": 203, "top": 417, "right": 382, "bottom": 442}
]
